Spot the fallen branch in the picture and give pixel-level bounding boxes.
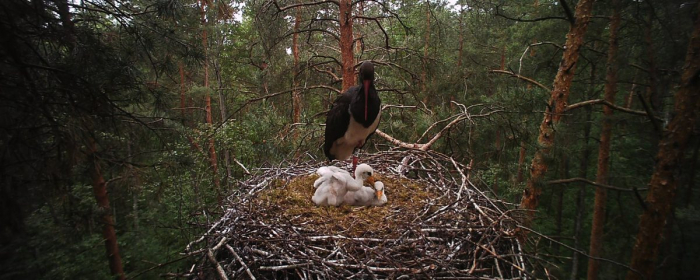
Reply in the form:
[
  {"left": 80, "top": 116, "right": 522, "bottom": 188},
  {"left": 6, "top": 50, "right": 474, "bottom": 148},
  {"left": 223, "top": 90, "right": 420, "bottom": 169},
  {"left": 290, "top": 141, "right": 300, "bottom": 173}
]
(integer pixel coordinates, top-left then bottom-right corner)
[
  {"left": 207, "top": 249, "right": 228, "bottom": 280},
  {"left": 226, "top": 245, "right": 256, "bottom": 280}
]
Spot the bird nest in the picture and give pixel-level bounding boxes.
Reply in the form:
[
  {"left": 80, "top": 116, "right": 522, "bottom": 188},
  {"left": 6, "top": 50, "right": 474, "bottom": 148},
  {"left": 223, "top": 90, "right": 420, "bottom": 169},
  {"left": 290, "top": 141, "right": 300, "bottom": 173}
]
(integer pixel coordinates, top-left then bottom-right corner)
[{"left": 182, "top": 150, "right": 533, "bottom": 279}]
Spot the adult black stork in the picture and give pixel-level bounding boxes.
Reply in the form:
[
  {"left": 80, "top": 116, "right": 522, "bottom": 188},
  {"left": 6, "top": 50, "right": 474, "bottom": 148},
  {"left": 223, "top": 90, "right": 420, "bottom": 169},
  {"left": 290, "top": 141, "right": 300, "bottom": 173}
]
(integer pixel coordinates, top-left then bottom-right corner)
[{"left": 324, "top": 61, "right": 381, "bottom": 171}]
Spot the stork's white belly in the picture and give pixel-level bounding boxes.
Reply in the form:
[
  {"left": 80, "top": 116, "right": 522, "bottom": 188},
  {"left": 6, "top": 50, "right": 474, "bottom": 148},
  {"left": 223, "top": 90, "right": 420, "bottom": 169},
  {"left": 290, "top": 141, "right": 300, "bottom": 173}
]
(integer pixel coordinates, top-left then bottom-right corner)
[{"left": 330, "top": 111, "right": 381, "bottom": 160}]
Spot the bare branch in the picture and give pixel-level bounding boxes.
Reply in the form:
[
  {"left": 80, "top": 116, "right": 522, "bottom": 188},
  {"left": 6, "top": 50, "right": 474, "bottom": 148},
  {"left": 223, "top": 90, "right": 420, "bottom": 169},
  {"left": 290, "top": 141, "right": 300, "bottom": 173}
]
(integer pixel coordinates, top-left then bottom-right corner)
[
  {"left": 375, "top": 129, "right": 425, "bottom": 150},
  {"left": 269, "top": 0, "right": 339, "bottom": 12},
  {"left": 564, "top": 99, "right": 663, "bottom": 120},
  {"left": 636, "top": 92, "right": 664, "bottom": 135},
  {"left": 546, "top": 178, "right": 648, "bottom": 192},
  {"left": 495, "top": 5, "right": 568, "bottom": 23},
  {"left": 377, "top": 104, "right": 503, "bottom": 152},
  {"left": 489, "top": 70, "right": 551, "bottom": 91},
  {"left": 207, "top": 249, "right": 228, "bottom": 280}
]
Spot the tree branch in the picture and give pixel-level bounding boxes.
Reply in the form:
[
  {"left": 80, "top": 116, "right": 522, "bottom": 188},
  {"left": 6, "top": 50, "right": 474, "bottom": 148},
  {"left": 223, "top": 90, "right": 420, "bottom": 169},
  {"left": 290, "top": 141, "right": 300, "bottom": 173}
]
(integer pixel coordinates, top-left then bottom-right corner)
[
  {"left": 636, "top": 92, "right": 664, "bottom": 135},
  {"left": 495, "top": 5, "right": 568, "bottom": 23},
  {"left": 489, "top": 70, "right": 551, "bottom": 91},
  {"left": 376, "top": 104, "right": 503, "bottom": 152},
  {"left": 558, "top": 0, "right": 575, "bottom": 24},
  {"left": 546, "top": 178, "right": 648, "bottom": 192},
  {"left": 564, "top": 99, "right": 663, "bottom": 120},
  {"left": 269, "top": 0, "right": 339, "bottom": 12}
]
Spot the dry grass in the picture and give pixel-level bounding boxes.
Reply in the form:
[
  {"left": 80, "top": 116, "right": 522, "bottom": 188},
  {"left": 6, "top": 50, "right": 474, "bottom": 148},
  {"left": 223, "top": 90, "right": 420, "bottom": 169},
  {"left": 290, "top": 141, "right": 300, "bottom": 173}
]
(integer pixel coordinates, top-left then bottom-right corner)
[{"left": 255, "top": 173, "right": 441, "bottom": 238}]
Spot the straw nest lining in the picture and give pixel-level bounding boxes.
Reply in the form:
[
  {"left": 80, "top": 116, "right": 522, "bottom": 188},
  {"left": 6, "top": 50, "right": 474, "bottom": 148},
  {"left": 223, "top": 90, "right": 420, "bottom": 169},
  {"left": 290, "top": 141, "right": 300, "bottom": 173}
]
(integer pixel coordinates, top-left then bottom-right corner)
[{"left": 182, "top": 150, "right": 531, "bottom": 279}]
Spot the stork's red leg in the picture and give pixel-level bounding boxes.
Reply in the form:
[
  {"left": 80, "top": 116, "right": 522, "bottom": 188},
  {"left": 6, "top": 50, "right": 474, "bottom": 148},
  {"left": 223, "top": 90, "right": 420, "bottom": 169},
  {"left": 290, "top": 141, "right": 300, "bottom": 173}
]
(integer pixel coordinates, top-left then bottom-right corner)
[{"left": 352, "top": 155, "right": 358, "bottom": 174}]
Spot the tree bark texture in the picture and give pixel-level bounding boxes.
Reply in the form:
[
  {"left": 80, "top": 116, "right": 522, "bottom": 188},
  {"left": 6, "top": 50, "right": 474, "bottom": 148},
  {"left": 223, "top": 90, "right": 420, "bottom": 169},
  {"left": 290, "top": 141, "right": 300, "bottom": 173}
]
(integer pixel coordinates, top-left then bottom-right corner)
[
  {"left": 339, "top": 0, "right": 354, "bottom": 92},
  {"left": 88, "top": 138, "right": 125, "bottom": 280},
  {"left": 587, "top": 4, "right": 621, "bottom": 279},
  {"left": 292, "top": 4, "right": 303, "bottom": 123},
  {"left": 626, "top": 5, "right": 700, "bottom": 280},
  {"left": 519, "top": 0, "right": 595, "bottom": 225},
  {"left": 516, "top": 141, "right": 527, "bottom": 184},
  {"left": 200, "top": 0, "right": 221, "bottom": 202},
  {"left": 421, "top": 1, "right": 431, "bottom": 96}
]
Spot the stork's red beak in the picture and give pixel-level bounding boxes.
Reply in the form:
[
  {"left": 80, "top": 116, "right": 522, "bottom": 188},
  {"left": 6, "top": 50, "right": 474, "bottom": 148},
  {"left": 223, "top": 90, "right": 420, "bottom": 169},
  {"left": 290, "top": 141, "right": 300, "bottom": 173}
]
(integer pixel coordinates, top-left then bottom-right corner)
[{"left": 363, "top": 80, "right": 370, "bottom": 121}]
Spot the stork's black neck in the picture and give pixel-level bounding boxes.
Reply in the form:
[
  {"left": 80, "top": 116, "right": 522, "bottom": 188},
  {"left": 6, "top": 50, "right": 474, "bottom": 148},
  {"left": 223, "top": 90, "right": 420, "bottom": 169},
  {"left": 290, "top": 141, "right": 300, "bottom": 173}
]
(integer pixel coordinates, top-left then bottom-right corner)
[
  {"left": 347, "top": 61, "right": 380, "bottom": 127},
  {"left": 349, "top": 84, "right": 379, "bottom": 127}
]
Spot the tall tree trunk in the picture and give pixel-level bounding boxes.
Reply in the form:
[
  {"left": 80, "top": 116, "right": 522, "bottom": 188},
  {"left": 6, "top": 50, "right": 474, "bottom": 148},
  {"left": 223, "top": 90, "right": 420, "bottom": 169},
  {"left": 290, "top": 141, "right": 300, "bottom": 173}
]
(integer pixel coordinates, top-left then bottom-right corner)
[
  {"left": 626, "top": 6, "right": 700, "bottom": 279},
  {"left": 55, "top": 0, "right": 76, "bottom": 47},
  {"left": 644, "top": 9, "right": 660, "bottom": 113},
  {"left": 570, "top": 104, "right": 593, "bottom": 280},
  {"left": 421, "top": 0, "right": 431, "bottom": 97},
  {"left": 519, "top": 0, "right": 595, "bottom": 226},
  {"left": 88, "top": 137, "right": 125, "bottom": 280},
  {"left": 516, "top": 141, "right": 527, "bottom": 184},
  {"left": 339, "top": 0, "right": 354, "bottom": 92},
  {"left": 292, "top": 4, "right": 302, "bottom": 123},
  {"left": 214, "top": 60, "right": 233, "bottom": 187},
  {"left": 625, "top": 70, "right": 639, "bottom": 109},
  {"left": 200, "top": 0, "right": 221, "bottom": 203},
  {"left": 179, "top": 62, "right": 187, "bottom": 123},
  {"left": 127, "top": 140, "right": 139, "bottom": 238},
  {"left": 554, "top": 155, "right": 568, "bottom": 253},
  {"left": 457, "top": 6, "right": 464, "bottom": 68},
  {"left": 685, "top": 140, "right": 700, "bottom": 207},
  {"left": 587, "top": 4, "right": 621, "bottom": 279}
]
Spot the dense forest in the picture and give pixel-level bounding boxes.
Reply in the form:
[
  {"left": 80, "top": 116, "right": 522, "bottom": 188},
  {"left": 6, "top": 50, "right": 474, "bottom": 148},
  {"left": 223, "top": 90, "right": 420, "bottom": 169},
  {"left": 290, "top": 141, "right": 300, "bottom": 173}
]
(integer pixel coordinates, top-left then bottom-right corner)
[{"left": 1, "top": 0, "right": 699, "bottom": 279}]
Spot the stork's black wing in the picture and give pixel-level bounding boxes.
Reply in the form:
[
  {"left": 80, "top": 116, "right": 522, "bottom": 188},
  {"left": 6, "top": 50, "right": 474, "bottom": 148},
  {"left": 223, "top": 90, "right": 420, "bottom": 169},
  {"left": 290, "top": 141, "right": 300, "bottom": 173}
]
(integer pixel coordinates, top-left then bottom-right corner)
[{"left": 323, "top": 87, "right": 358, "bottom": 160}]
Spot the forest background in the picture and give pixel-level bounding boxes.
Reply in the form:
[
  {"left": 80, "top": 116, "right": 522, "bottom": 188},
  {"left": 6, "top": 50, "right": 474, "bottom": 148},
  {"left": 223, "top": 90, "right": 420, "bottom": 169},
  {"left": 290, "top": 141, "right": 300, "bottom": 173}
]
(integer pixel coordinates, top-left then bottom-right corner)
[{"left": 1, "top": 0, "right": 699, "bottom": 279}]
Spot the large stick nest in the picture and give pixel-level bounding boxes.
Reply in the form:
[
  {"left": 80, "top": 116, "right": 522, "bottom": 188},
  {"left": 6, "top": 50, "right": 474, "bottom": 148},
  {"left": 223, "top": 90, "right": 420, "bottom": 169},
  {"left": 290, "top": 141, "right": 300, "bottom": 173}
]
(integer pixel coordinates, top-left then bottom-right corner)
[{"left": 182, "top": 150, "right": 534, "bottom": 279}]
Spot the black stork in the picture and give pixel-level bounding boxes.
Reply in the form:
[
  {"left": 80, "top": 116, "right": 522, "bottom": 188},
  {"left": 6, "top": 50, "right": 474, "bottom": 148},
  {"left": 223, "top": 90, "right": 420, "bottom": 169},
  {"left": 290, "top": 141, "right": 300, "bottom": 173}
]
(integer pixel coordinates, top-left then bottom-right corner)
[{"left": 324, "top": 61, "right": 381, "bottom": 171}]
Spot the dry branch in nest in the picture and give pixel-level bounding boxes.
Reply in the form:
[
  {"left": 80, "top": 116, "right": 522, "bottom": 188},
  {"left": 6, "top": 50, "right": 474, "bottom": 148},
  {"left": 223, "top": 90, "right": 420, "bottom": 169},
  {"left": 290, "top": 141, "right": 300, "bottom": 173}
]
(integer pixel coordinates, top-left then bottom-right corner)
[{"left": 180, "top": 150, "right": 535, "bottom": 279}]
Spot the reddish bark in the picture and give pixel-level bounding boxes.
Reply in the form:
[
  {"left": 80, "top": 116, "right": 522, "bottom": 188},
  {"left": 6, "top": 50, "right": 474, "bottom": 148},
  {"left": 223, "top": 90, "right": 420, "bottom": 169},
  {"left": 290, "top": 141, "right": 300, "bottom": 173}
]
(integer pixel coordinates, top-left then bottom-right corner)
[
  {"left": 292, "top": 5, "right": 302, "bottom": 123},
  {"left": 339, "top": 0, "right": 354, "bottom": 92},
  {"left": 516, "top": 141, "right": 526, "bottom": 183},
  {"left": 626, "top": 6, "right": 700, "bottom": 279},
  {"left": 200, "top": 0, "right": 221, "bottom": 202},
  {"left": 519, "top": 0, "right": 595, "bottom": 225},
  {"left": 88, "top": 138, "right": 125, "bottom": 280},
  {"left": 179, "top": 62, "right": 186, "bottom": 122},
  {"left": 421, "top": 1, "right": 431, "bottom": 96},
  {"left": 587, "top": 4, "right": 621, "bottom": 279}
]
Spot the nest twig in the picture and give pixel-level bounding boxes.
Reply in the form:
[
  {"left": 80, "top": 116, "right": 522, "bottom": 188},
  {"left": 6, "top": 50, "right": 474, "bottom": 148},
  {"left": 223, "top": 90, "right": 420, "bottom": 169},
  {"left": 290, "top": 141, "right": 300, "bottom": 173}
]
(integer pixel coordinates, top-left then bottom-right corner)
[{"left": 179, "top": 150, "right": 537, "bottom": 279}]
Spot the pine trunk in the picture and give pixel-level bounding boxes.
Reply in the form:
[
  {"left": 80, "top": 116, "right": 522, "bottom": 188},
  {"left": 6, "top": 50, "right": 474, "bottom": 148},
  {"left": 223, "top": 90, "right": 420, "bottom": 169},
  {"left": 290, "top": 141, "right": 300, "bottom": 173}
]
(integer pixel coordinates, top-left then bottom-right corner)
[
  {"left": 571, "top": 96, "right": 594, "bottom": 280},
  {"left": 519, "top": 0, "right": 595, "bottom": 225},
  {"left": 587, "top": 4, "right": 621, "bottom": 279},
  {"left": 88, "top": 138, "right": 125, "bottom": 280},
  {"left": 292, "top": 4, "right": 302, "bottom": 123},
  {"left": 214, "top": 60, "right": 233, "bottom": 187},
  {"left": 421, "top": 1, "right": 431, "bottom": 96},
  {"left": 179, "top": 62, "right": 187, "bottom": 122},
  {"left": 339, "top": 0, "right": 354, "bottom": 92},
  {"left": 626, "top": 6, "right": 700, "bottom": 279},
  {"left": 200, "top": 0, "right": 221, "bottom": 202},
  {"left": 516, "top": 141, "right": 527, "bottom": 184}
]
